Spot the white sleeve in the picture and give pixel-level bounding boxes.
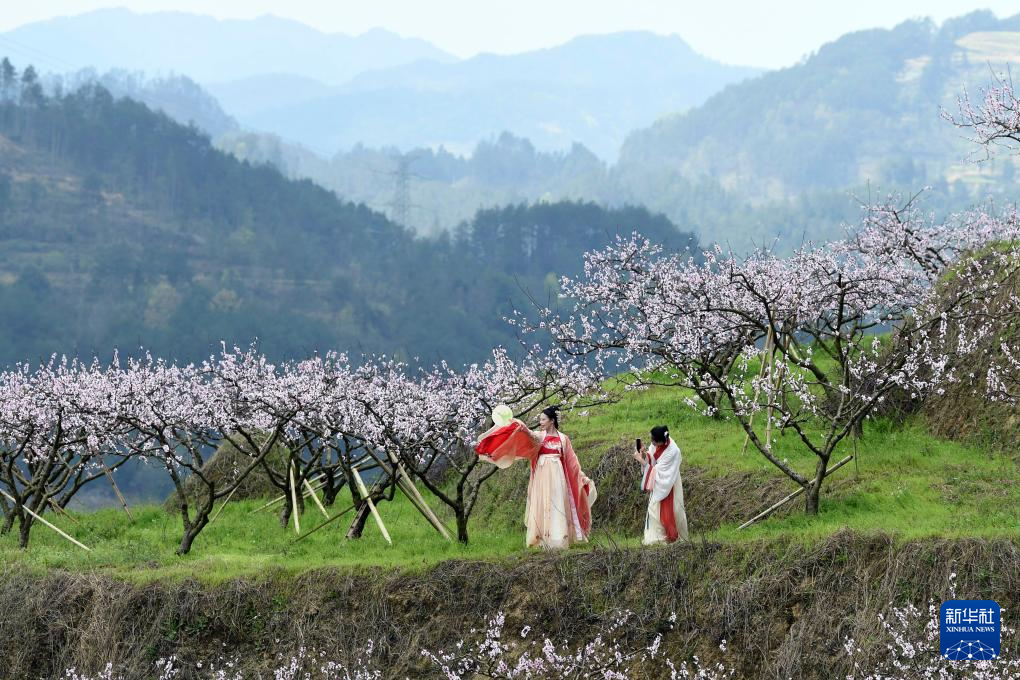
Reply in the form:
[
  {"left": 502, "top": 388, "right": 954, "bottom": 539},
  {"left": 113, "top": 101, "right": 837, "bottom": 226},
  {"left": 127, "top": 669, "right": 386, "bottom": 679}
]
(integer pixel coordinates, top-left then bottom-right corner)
[{"left": 648, "top": 444, "right": 680, "bottom": 504}]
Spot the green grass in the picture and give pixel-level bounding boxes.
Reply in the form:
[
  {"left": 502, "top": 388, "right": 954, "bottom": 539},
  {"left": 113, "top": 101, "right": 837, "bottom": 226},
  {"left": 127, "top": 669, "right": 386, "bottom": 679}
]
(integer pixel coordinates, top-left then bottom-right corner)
[
  {"left": 567, "top": 379, "right": 1020, "bottom": 542},
  {"left": 3, "top": 382, "right": 1019, "bottom": 581},
  {"left": 0, "top": 492, "right": 533, "bottom": 583}
]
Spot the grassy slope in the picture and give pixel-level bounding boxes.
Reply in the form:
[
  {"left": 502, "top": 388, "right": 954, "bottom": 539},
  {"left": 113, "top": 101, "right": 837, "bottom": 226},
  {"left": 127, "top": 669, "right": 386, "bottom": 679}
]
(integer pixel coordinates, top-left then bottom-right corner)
[{"left": 2, "top": 381, "right": 1018, "bottom": 582}]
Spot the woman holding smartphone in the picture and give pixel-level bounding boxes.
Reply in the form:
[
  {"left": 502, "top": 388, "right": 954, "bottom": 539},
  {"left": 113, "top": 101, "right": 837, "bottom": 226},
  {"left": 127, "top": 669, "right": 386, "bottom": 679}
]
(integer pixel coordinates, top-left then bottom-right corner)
[{"left": 632, "top": 425, "right": 688, "bottom": 544}]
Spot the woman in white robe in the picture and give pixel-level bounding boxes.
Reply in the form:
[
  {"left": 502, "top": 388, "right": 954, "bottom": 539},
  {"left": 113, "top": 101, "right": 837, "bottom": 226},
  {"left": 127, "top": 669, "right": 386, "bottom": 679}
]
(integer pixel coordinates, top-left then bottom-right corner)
[{"left": 633, "top": 425, "right": 688, "bottom": 544}]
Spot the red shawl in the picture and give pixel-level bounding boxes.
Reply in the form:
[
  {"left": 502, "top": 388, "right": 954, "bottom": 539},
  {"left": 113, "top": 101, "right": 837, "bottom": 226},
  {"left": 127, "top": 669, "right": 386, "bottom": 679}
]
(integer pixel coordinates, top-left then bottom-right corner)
[
  {"left": 643, "top": 440, "right": 679, "bottom": 543},
  {"left": 475, "top": 420, "right": 540, "bottom": 465}
]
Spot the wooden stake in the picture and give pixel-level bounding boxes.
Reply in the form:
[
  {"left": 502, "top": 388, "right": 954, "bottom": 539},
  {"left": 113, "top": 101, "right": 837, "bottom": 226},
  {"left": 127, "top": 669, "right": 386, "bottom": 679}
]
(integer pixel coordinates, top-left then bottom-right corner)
[
  {"left": 209, "top": 482, "right": 242, "bottom": 524},
  {"left": 48, "top": 498, "right": 80, "bottom": 526},
  {"left": 103, "top": 464, "right": 133, "bottom": 520},
  {"left": 249, "top": 474, "right": 327, "bottom": 514},
  {"left": 303, "top": 477, "right": 330, "bottom": 519},
  {"left": 288, "top": 462, "right": 301, "bottom": 534},
  {"left": 395, "top": 475, "right": 451, "bottom": 540},
  {"left": 367, "top": 449, "right": 452, "bottom": 541},
  {"left": 351, "top": 467, "right": 391, "bottom": 545},
  {"left": 392, "top": 460, "right": 452, "bottom": 541},
  {"left": 0, "top": 489, "right": 91, "bottom": 551},
  {"left": 251, "top": 460, "right": 374, "bottom": 515},
  {"left": 293, "top": 502, "right": 356, "bottom": 542},
  {"left": 737, "top": 455, "right": 854, "bottom": 530}
]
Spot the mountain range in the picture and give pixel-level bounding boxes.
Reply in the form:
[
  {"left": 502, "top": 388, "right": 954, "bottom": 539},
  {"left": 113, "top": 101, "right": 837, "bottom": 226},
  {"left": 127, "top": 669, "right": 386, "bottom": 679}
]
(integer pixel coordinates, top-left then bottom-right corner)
[
  {"left": 0, "top": 79, "right": 698, "bottom": 369},
  {"left": 236, "top": 31, "right": 761, "bottom": 158},
  {"left": 614, "top": 10, "right": 1020, "bottom": 201},
  {"left": 0, "top": 9, "right": 453, "bottom": 84},
  {"left": 1, "top": 10, "right": 760, "bottom": 159},
  {"left": 4, "top": 8, "right": 1020, "bottom": 255}
]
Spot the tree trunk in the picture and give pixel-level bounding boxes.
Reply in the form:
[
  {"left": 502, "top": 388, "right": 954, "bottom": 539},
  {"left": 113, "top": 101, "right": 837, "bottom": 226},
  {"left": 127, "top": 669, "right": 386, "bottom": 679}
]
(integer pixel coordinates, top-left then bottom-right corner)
[
  {"left": 277, "top": 478, "right": 306, "bottom": 528},
  {"left": 177, "top": 521, "right": 206, "bottom": 555},
  {"left": 18, "top": 513, "right": 33, "bottom": 549},
  {"left": 804, "top": 483, "right": 820, "bottom": 515},
  {"left": 805, "top": 454, "right": 830, "bottom": 515},
  {"left": 455, "top": 511, "right": 469, "bottom": 544},
  {"left": 177, "top": 509, "right": 210, "bottom": 555},
  {"left": 321, "top": 474, "right": 338, "bottom": 507},
  {"left": 0, "top": 508, "right": 14, "bottom": 535},
  {"left": 346, "top": 502, "right": 370, "bottom": 539}
]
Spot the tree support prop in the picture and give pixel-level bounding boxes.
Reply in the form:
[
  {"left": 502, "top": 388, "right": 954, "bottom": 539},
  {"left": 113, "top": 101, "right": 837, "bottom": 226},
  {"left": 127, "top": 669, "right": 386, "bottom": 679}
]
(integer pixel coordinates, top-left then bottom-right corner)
[
  {"left": 737, "top": 454, "right": 854, "bottom": 530},
  {"left": 352, "top": 467, "right": 391, "bottom": 544},
  {"left": 0, "top": 489, "right": 91, "bottom": 551}
]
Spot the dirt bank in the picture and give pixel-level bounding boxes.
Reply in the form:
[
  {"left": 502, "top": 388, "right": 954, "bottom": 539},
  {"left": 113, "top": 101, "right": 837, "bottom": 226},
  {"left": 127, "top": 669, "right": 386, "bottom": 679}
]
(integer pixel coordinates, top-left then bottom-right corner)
[{"left": 2, "top": 532, "right": 1017, "bottom": 679}]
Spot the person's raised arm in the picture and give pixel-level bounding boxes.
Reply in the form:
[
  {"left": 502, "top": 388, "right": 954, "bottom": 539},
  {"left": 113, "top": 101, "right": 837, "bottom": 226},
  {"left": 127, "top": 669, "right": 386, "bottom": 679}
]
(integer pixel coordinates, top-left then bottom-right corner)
[{"left": 513, "top": 417, "right": 543, "bottom": 445}]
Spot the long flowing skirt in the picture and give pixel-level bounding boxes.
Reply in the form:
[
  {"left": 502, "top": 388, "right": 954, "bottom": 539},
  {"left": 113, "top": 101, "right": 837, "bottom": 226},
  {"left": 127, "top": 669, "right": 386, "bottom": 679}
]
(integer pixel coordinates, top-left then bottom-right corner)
[
  {"left": 643, "top": 480, "right": 689, "bottom": 545},
  {"left": 525, "top": 454, "right": 585, "bottom": 549}
]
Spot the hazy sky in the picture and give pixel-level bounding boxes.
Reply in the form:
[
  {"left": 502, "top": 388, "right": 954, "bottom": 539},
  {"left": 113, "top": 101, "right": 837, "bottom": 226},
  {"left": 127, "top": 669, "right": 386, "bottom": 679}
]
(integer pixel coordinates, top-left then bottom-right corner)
[{"left": 2, "top": 1, "right": 1018, "bottom": 68}]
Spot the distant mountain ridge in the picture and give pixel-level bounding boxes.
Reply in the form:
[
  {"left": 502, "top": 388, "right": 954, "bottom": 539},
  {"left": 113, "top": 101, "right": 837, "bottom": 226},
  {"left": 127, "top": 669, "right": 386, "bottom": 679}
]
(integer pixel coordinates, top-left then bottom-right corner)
[
  {"left": 212, "top": 11, "right": 1020, "bottom": 254},
  {"left": 241, "top": 31, "right": 761, "bottom": 158},
  {"left": 3, "top": 11, "right": 759, "bottom": 159},
  {"left": 54, "top": 69, "right": 240, "bottom": 138},
  {"left": 0, "top": 9, "right": 455, "bottom": 85},
  {"left": 613, "top": 10, "right": 1020, "bottom": 201}
]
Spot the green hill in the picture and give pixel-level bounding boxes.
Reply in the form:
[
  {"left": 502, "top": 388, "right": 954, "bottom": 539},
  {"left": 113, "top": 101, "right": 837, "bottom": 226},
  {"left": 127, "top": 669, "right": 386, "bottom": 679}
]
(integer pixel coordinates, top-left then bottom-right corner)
[
  {"left": 615, "top": 11, "right": 1020, "bottom": 204},
  {"left": 0, "top": 72, "right": 698, "bottom": 368},
  {"left": 226, "top": 12, "right": 1018, "bottom": 253}
]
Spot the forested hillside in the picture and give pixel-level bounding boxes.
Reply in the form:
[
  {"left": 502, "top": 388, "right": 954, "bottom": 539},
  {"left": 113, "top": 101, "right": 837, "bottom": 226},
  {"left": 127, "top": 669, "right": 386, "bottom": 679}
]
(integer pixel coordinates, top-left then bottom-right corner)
[
  {"left": 222, "top": 12, "right": 1019, "bottom": 251},
  {"left": 0, "top": 65, "right": 698, "bottom": 368},
  {"left": 615, "top": 11, "right": 1020, "bottom": 201}
]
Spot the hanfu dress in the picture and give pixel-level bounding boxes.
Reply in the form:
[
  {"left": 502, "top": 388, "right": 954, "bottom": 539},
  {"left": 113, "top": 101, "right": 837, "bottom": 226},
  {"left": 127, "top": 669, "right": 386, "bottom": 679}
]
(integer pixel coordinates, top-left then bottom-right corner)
[
  {"left": 641, "top": 439, "right": 689, "bottom": 544},
  {"left": 476, "top": 420, "right": 596, "bottom": 549}
]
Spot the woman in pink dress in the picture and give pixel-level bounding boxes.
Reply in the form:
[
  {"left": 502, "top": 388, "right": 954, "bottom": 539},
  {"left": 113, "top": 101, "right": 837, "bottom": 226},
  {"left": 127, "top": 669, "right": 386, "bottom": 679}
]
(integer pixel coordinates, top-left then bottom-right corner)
[{"left": 476, "top": 405, "right": 596, "bottom": 549}]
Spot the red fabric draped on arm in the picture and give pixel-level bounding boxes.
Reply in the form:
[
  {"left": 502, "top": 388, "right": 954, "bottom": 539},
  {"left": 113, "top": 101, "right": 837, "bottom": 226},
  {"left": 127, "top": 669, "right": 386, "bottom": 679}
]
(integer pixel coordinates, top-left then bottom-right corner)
[{"left": 475, "top": 420, "right": 540, "bottom": 467}]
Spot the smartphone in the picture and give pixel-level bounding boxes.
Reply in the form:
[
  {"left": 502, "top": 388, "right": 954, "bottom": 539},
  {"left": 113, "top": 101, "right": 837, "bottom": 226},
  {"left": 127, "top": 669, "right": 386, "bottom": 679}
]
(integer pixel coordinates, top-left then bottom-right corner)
[{"left": 635, "top": 438, "right": 642, "bottom": 452}]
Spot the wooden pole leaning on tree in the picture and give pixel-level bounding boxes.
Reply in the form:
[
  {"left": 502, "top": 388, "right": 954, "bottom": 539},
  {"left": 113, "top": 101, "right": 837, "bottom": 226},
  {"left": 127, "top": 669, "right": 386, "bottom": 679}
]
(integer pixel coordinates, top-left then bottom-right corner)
[
  {"left": 0, "top": 489, "right": 91, "bottom": 551},
  {"left": 293, "top": 459, "right": 386, "bottom": 542},
  {"left": 303, "top": 477, "right": 330, "bottom": 519},
  {"left": 737, "top": 454, "right": 854, "bottom": 530},
  {"left": 48, "top": 498, "right": 80, "bottom": 525},
  {"left": 249, "top": 474, "right": 327, "bottom": 514},
  {"left": 374, "top": 449, "right": 452, "bottom": 541},
  {"left": 394, "top": 465, "right": 452, "bottom": 541},
  {"left": 293, "top": 502, "right": 356, "bottom": 542},
  {"left": 102, "top": 464, "right": 133, "bottom": 520},
  {"left": 209, "top": 480, "right": 244, "bottom": 524},
  {"left": 288, "top": 461, "right": 301, "bottom": 535},
  {"left": 351, "top": 466, "right": 391, "bottom": 545}
]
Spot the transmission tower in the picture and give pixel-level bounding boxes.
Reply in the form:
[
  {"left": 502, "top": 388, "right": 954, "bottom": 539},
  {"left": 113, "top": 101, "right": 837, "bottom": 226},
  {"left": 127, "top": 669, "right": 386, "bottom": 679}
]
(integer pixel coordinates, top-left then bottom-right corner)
[{"left": 390, "top": 155, "right": 414, "bottom": 227}]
